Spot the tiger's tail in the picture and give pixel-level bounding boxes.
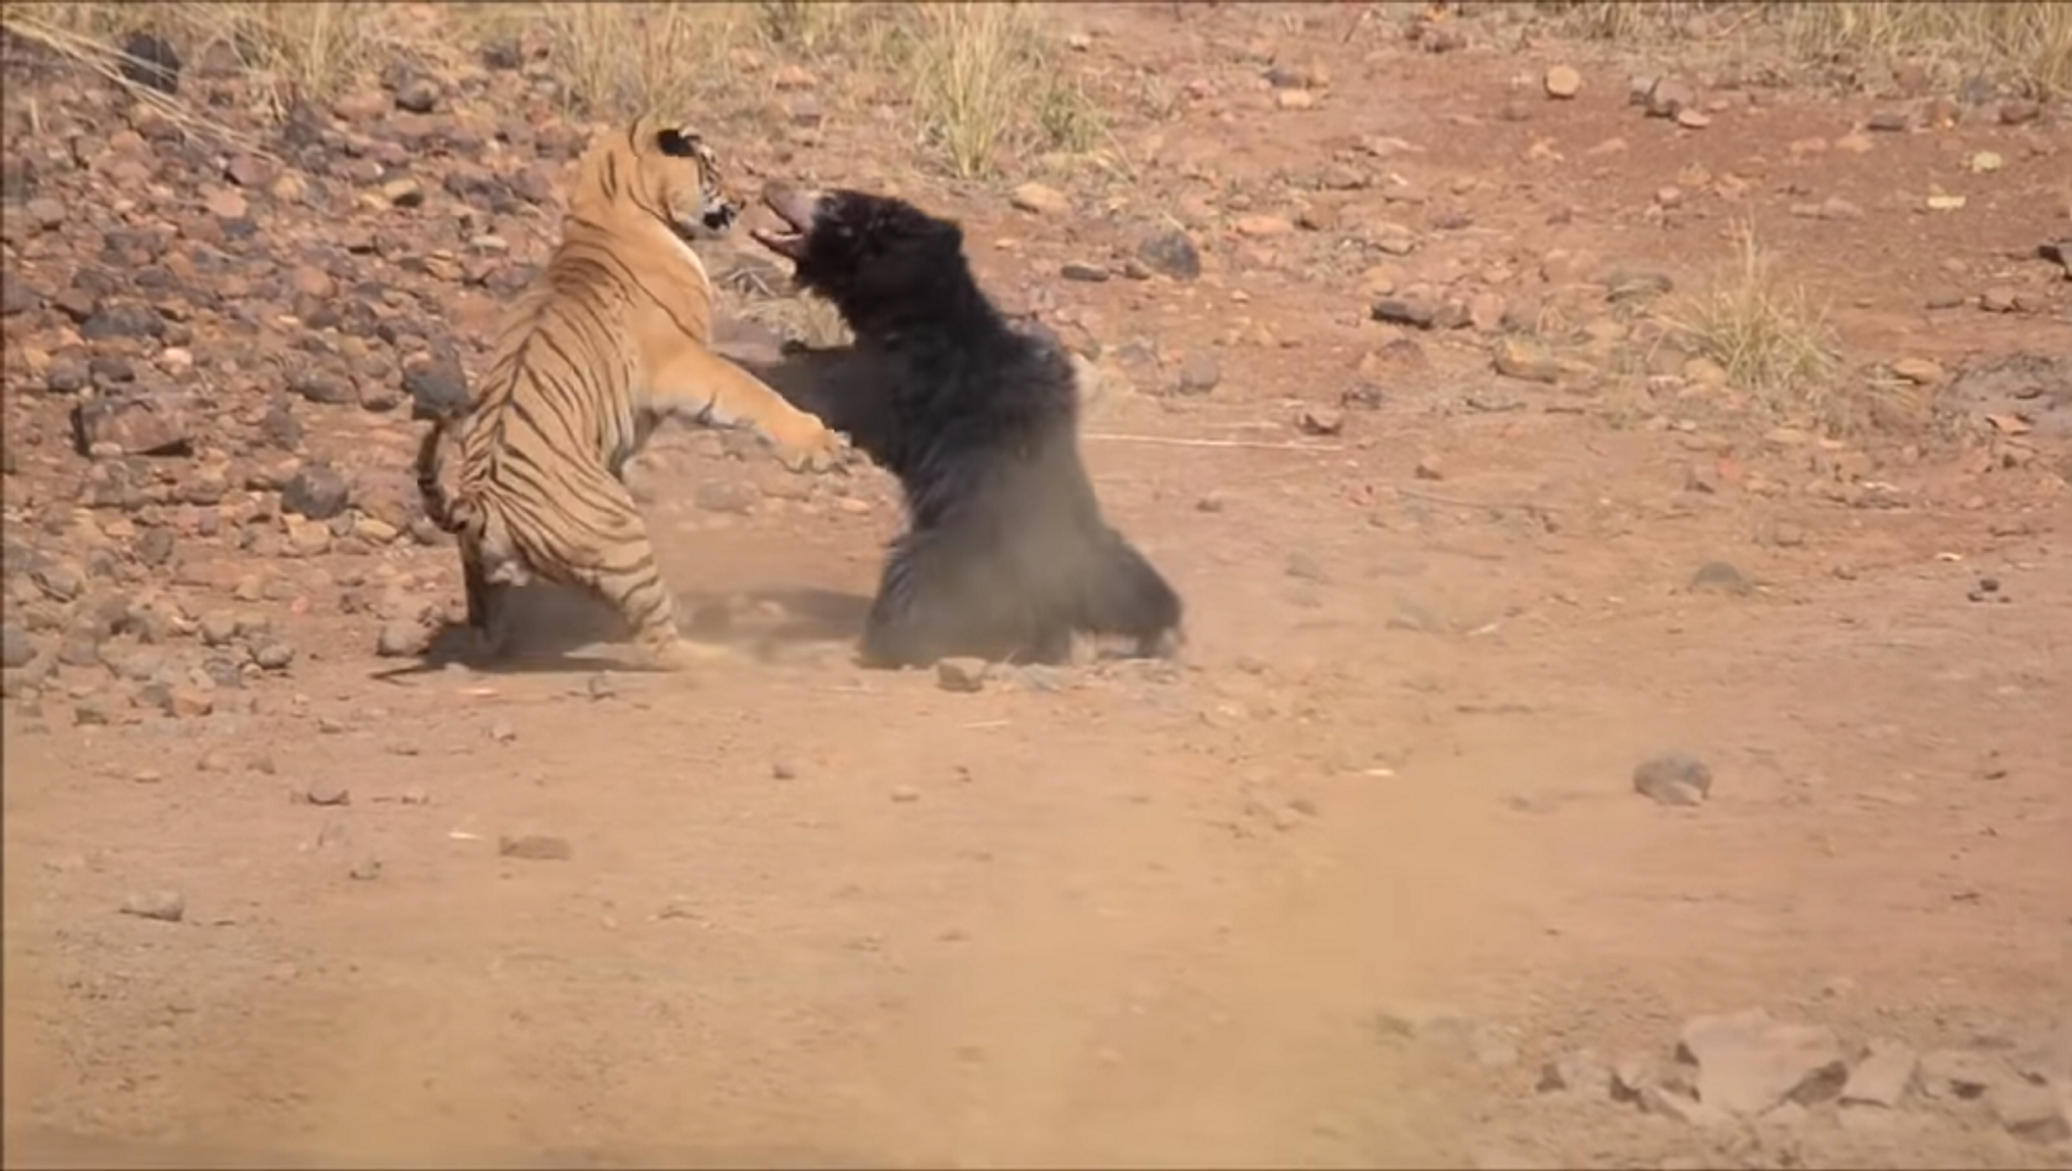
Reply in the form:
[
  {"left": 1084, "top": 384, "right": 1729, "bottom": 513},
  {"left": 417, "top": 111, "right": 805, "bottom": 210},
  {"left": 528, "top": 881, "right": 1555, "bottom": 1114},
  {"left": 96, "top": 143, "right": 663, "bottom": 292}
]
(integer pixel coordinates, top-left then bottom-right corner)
[{"left": 414, "top": 412, "right": 471, "bottom": 535}]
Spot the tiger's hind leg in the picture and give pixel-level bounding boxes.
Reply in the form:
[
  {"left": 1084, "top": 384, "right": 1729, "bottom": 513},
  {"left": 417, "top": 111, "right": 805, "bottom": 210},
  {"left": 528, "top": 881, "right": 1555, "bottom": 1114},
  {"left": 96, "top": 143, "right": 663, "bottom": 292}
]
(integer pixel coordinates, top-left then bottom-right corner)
[{"left": 537, "top": 475, "right": 730, "bottom": 672}]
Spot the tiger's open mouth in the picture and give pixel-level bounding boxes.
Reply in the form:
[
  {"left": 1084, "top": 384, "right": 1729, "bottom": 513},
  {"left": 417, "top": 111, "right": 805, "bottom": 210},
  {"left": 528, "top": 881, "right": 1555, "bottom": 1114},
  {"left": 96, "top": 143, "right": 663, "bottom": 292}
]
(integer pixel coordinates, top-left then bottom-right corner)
[{"left": 750, "top": 182, "right": 821, "bottom": 261}]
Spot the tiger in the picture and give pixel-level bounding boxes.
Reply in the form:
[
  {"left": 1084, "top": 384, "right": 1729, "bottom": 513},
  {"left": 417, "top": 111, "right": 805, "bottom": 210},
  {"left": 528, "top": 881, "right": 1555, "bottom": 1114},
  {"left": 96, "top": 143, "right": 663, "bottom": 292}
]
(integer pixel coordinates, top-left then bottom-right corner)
[{"left": 413, "top": 113, "right": 849, "bottom": 672}]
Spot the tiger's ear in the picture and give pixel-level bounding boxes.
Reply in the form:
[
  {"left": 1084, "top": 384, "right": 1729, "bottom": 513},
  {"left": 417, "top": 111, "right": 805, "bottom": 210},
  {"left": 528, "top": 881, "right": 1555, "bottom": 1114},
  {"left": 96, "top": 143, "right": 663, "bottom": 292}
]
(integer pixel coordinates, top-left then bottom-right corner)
[{"left": 655, "top": 126, "right": 702, "bottom": 158}]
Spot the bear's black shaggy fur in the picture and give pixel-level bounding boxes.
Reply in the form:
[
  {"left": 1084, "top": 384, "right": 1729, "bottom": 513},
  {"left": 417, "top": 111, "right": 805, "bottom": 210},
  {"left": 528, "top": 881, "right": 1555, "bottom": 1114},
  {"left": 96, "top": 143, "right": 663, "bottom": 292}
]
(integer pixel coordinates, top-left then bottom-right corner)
[{"left": 750, "top": 183, "right": 1184, "bottom": 668}]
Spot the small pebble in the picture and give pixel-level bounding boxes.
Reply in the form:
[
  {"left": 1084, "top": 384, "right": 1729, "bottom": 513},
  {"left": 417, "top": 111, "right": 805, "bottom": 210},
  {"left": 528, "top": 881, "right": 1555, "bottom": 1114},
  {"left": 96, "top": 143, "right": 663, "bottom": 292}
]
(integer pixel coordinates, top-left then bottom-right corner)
[
  {"left": 121, "top": 890, "right": 186, "bottom": 922},
  {"left": 1632, "top": 752, "right": 1712, "bottom": 806},
  {"left": 301, "top": 781, "right": 351, "bottom": 806},
  {"left": 499, "top": 834, "right": 573, "bottom": 861}
]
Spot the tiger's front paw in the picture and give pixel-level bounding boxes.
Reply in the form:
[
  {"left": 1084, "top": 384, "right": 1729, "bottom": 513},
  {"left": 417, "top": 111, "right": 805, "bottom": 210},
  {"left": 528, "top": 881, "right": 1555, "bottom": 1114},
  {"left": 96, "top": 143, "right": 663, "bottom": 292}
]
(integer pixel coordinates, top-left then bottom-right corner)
[{"left": 773, "top": 418, "right": 852, "bottom": 475}]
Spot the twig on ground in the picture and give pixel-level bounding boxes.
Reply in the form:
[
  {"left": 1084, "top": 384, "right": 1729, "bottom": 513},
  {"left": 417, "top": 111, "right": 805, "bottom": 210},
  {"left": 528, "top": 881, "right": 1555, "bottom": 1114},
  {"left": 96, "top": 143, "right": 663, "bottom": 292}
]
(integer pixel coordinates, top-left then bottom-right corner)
[
  {"left": 1082, "top": 433, "right": 1344, "bottom": 452},
  {"left": 1392, "top": 486, "right": 1544, "bottom": 513}
]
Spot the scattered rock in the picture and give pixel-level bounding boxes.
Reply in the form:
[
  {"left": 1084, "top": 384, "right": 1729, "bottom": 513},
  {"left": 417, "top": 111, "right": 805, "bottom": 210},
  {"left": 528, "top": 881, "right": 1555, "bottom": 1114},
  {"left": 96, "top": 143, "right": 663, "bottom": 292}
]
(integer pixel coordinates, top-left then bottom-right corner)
[
  {"left": 1539, "top": 1049, "right": 1615, "bottom": 1098},
  {"left": 72, "top": 395, "right": 191, "bottom": 457},
  {"left": 1689, "top": 561, "right": 1750, "bottom": 595},
  {"left": 1917, "top": 1048, "right": 2005, "bottom": 1100},
  {"left": 937, "top": 657, "right": 988, "bottom": 693},
  {"left": 1639, "top": 1082, "right": 1730, "bottom": 1127},
  {"left": 198, "top": 611, "right": 241, "bottom": 648},
  {"left": 1892, "top": 357, "right": 1945, "bottom": 385},
  {"left": 117, "top": 32, "right": 182, "bottom": 95},
  {"left": 120, "top": 890, "right": 185, "bottom": 922},
  {"left": 380, "top": 177, "right": 425, "bottom": 208},
  {"left": 1993, "top": 1083, "right": 2072, "bottom": 1144},
  {"left": 1866, "top": 108, "right": 1912, "bottom": 132},
  {"left": 1607, "top": 268, "right": 1675, "bottom": 303},
  {"left": 302, "top": 781, "right": 351, "bottom": 807},
  {"left": 1175, "top": 351, "right": 1222, "bottom": 395},
  {"left": 347, "top": 857, "right": 384, "bottom": 881},
  {"left": 1138, "top": 229, "right": 1202, "bottom": 281},
  {"left": 1492, "top": 337, "right": 1560, "bottom": 383},
  {"left": 374, "top": 620, "right": 429, "bottom": 658},
  {"left": 1, "top": 625, "right": 35, "bottom": 669},
  {"left": 1677, "top": 1008, "right": 1847, "bottom": 1118},
  {"left": 1633, "top": 751, "right": 1712, "bottom": 806},
  {"left": 289, "top": 367, "right": 357, "bottom": 405},
  {"left": 1340, "top": 381, "right": 1386, "bottom": 410},
  {"left": 1060, "top": 261, "right": 1110, "bottom": 283},
  {"left": 402, "top": 358, "right": 470, "bottom": 417},
  {"left": 1841, "top": 1039, "right": 1918, "bottom": 1109},
  {"left": 1010, "top": 183, "right": 1070, "bottom": 216},
  {"left": 1234, "top": 214, "right": 1293, "bottom": 238},
  {"left": 168, "top": 686, "right": 214, "bottom": 718},
  {"left": 498, "top": 834, "right": 573, "bottom": 861},
  {"left": 1999, "top": 99, "right": 2041, "bottom": 126},
  {"left": 1544, "top": 66, "right": 1582, "bottom": 99},
  {"left": 252, "top": 642, "right": 295, "bottom": 672},
  {"left": 282, "top": 465, "right": 351, "bottom": 520},
  {"left": 1297, "top": 407, "right": 1344, "bottom": 436},
  {"left": 2012, "top": 1019, "right": 2072, "bottom": 1087},
  {"left": 1467, "top": 291, "right": 1507, "bottom": 333},
  {"left": 1372, "top": 297, "right": 1440, "bottom": 330},
  {"left": 1419, "top": 24, "right": 1466, "bottom": 53},
  {"left": 393, "top": 77, "right": 440, "bottom": 114},
  {"left": 1645, "top": 78, "right": 1697, "bottom": 118},
  {"left": 1819, "top": 196, "right": 1863, "bottom": 221}
]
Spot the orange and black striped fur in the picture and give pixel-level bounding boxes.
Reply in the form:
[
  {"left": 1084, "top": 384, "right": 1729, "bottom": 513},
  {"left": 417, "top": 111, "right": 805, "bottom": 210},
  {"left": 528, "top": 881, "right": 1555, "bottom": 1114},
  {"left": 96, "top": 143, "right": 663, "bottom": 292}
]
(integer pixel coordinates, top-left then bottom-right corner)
[{"left": 414, "top": 114, "right": 847, "bottom": 670}]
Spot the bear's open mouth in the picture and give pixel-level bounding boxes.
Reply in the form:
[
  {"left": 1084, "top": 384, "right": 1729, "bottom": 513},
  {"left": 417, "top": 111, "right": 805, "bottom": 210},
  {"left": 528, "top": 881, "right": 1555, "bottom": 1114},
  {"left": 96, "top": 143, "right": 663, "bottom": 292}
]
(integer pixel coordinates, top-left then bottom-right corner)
[{"left": 750, "top": 182, "right": 821, "bottom": 261}]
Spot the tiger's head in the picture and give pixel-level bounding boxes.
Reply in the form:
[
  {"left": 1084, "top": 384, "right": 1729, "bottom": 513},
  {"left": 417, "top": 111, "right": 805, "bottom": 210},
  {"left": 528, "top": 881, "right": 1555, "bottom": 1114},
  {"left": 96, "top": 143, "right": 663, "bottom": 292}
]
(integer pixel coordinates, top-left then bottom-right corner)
[{"left": 579, "top": 114, "right": 742, "bottom": 244}]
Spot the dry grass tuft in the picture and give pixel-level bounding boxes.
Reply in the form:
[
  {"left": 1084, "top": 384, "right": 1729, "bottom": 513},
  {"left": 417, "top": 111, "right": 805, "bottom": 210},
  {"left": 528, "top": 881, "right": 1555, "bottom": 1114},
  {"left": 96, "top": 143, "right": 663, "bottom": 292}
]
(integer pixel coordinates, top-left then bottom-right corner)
[
  {"left": 1666, "top": 224, "right": 1841, "bottom": 409},
  {"left": 534, "top": 2, "right": 751, "bottom": 121},
  {"left": 1535, "top": 1, "right": 2072, "bottom": 97},
  {"left": 754, "top": 0, "right": 856, "bottom": 56},
  {"left": 1766, "top": 0, "right": 2072, "bottom": 98},
  {"left": 1534, "top": 0, "right": 1735, "bottom": 44},
  {"left": 903, "top": 3, "right": 1105, "bottom": 179},
  {"left": 5, "top": 1, "right": 417, "bottom": 112}
]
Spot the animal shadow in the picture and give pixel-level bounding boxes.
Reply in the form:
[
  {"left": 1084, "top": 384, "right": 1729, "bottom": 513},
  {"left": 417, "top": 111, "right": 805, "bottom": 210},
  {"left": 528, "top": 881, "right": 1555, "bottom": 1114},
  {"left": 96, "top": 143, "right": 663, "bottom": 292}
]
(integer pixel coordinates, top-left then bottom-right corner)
[{"left": 372, "top": 581, "right": 872, "bottom": 680}]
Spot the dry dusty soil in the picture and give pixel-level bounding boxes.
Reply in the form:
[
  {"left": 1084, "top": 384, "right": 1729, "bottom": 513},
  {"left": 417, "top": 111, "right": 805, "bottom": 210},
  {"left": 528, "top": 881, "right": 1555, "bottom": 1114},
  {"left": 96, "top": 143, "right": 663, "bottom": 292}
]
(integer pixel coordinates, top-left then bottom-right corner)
[{"left": 3, "top": 3, "right": 2070, "bottom": 1168}]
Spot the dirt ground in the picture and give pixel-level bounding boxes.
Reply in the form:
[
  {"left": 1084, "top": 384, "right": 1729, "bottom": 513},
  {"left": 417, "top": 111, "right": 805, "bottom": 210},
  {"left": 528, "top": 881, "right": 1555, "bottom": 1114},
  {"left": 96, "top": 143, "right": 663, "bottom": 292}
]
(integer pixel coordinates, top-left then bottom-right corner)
[{"left": 4, "top": 3, "right": 2070, "bottom": 1168}]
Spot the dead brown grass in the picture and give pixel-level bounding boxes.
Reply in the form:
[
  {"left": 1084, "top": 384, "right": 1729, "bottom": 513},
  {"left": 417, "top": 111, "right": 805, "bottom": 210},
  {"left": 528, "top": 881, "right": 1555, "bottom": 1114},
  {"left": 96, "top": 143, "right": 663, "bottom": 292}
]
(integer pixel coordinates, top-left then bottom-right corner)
[
  {"left": 5, "top": 2, "right": 419, "bottom": 112},
  {"left": 1535, "top": 0, "right": 2072, "bottom": 96},
  {"left": 4, "top": 1, "right": 1104, "bottom": 180},
  {"left": 533, "top": 3, "right": 752, "bottom": 120},
  {"left": 1665, "top": 224, "right": 1842, "bottom": 411},
  {"left": 902, "top": 3, "right": 1105, "bottom": 179},
  {"left": 1768, "top": 1, "right": 2072, "bottom": 98}
]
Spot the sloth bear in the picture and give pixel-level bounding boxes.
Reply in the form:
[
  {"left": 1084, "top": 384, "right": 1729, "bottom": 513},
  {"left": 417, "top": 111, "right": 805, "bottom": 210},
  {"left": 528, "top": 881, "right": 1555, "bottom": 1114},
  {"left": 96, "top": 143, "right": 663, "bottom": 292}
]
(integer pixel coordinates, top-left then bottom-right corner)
[{"left": 749, "top": 182, "right": 1184, "bottom": 668}]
